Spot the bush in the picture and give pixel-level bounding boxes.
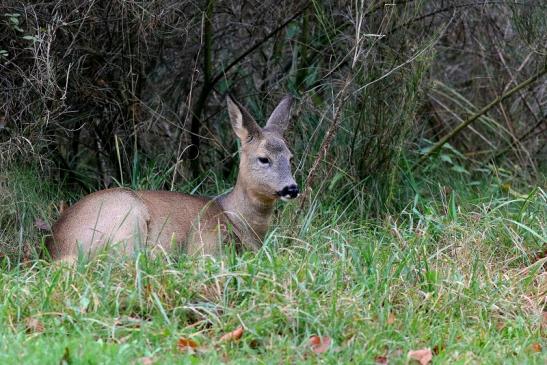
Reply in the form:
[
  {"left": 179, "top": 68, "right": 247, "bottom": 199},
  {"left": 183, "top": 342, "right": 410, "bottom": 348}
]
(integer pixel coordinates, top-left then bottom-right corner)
[{"left": 0, "top": 0, "right": 544, "bottom": 206}]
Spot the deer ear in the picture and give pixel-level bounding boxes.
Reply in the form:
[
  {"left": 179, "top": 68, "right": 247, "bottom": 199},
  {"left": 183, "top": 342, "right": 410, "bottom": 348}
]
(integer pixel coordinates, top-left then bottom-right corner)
[
  {"left": 226, "top": 95, "right": 262, "bottom": 142},
  {"left": 264, "top": 95, "right": 294, "bottom": 135}
]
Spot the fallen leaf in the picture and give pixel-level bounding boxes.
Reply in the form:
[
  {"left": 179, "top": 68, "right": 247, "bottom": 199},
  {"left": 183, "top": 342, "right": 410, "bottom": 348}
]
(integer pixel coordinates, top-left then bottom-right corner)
[
  {"left": 25, "top": 317, "right": 45, "bottom": 333},
  {"left": 220, "top": 326, "right": 244, "bottom": 342},
  {"left": 432, "top": 344, "right": 445, "bottom": 355},
  {"left": 375, "top": 355, "right": 388, "bottom": 364},
  {"left": 529, "top": 343, "right": 542, "bottom": 352},
  {"left": 309, "top": 335, "right": 331, "bottom": 354},
  {"left": 387, "top": 312, "right": 396, "bottom": 325},
  {"left": 408, "top": 348, "right": 432, "bottom": 365},
  {"left": 177, "top": 337, "right": 198, "bottom": 352},
  {"left": 139, "top": 357, "right": 155, "bottom": 365},
  {"left": 248, "top": 338, "right": 260, "bottom": 349}
]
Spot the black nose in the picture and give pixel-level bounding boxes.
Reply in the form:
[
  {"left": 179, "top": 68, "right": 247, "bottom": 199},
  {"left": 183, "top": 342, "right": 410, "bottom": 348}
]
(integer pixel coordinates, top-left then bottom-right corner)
[{"left": 278, "top": 184, "right": 299, "bottom": 199}]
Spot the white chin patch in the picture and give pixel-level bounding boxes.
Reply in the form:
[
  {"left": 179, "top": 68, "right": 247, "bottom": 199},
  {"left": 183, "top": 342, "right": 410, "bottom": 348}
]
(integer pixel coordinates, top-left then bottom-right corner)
[{"left": 280, "top": 196, "right": 291, "bottom": 202}]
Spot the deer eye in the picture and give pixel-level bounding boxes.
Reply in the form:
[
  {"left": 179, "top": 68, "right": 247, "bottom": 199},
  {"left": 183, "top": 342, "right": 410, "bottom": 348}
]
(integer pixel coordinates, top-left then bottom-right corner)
[{"left": 258, "top": 157, "right": 270, "bottom": 165}]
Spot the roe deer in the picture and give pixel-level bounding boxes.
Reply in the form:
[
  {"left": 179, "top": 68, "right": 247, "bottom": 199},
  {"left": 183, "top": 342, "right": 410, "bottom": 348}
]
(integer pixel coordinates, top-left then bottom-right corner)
[{"left": 47, "top": 95, "right": 299, "bottom": 261}]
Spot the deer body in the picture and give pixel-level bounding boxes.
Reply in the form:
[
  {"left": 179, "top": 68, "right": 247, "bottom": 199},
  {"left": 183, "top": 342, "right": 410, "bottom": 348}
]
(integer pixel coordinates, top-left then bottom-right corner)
[{"left": 48, "top": 95, "right": 298, "bottom": 261}]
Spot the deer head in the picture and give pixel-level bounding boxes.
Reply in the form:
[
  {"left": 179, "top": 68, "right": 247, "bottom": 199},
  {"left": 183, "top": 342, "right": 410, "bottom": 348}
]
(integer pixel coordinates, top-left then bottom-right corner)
[{"left": 226, "top": 95, "right": 298, "bottom": 203}]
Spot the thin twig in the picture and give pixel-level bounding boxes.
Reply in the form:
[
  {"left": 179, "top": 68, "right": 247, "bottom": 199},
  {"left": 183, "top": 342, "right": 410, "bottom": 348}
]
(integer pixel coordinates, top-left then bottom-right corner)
[
  {"left": 493, "top": 117, "right": 547, "bottom": 161},
  {"left": 414, "top": 65, "right": 547, "bottom": 169},
  {"left": 299, "top": 76, "right": 352, "bottom": 210}
]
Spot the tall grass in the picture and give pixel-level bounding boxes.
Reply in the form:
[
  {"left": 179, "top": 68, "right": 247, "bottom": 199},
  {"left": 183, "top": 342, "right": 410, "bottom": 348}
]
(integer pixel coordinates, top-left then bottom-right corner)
[{"left": 0, "top": 162, "right": 545, "bottom": 363}]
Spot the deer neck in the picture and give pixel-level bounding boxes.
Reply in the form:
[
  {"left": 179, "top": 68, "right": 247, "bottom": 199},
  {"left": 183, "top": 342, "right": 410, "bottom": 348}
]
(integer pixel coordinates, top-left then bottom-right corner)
[{"left": 217, "top": 178, "right": 275, "bottom": 246}]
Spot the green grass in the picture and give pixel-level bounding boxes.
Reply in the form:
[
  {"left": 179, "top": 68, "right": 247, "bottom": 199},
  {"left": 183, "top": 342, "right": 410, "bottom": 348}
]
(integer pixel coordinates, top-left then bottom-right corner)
[{"left": 0, "top": 166, "right": 545, "bottom": 364}]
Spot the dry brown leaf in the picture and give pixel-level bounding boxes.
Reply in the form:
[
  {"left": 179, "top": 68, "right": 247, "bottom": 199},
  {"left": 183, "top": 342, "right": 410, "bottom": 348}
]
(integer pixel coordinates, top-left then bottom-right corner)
[
  {"left": 25, "top": 317, "right": 45, "bottom": 333},
  {"left": 387, "top": 312, "right": 396, "bottom": 325},
  {"left": 220, "top": 326, "right": 244, "bottom": 342},
  {"left": 408, "top": 348, "right": 432, "bottom": 365},
  {"left": 309, "top": 335, "right": 331, "bottom": 354},
  {"left": 375, "top": 355, "right": 388, "bottom": 364},
  {"left": 177, "top": 337, "right": 199, "bottom": 352},
  {"left": 529, "top": 343, "right": 542, "bottom": 352},
  {"left": 139, "top": 356, "right": 155, "bottom": 365},
  {"left": 432, "top": 344, "right": 445, "bottom": 355}
]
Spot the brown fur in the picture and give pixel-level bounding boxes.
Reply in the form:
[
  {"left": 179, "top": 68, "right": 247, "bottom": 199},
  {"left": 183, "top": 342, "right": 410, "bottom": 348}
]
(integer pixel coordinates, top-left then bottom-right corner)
[{"left": 48, "top": 95, "right": 297, "bottom": 261}]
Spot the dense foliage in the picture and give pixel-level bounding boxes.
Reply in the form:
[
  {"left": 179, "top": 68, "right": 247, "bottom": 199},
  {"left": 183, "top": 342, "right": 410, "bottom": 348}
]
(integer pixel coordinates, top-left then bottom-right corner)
[{"left": 1, "top": 1, "right": 544, "bottom": 189}]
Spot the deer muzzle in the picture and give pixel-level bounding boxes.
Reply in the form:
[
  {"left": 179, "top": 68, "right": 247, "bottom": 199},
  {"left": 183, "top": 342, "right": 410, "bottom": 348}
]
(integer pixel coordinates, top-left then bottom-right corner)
[{"left": 277, "top": 184, "right": 299, "bottom": 201}]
